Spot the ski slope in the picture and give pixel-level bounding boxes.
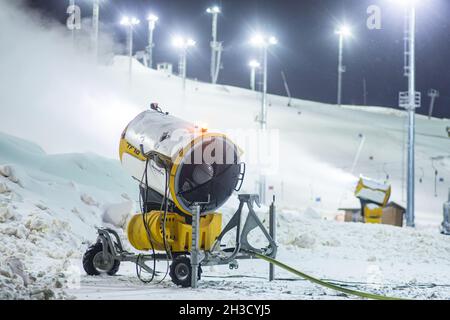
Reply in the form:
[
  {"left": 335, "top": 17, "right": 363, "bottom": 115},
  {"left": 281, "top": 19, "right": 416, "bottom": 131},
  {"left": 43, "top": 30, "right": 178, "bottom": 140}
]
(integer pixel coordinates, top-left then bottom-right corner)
[{"left": 103, "top": 56, "right": 450, "bottom": 225}]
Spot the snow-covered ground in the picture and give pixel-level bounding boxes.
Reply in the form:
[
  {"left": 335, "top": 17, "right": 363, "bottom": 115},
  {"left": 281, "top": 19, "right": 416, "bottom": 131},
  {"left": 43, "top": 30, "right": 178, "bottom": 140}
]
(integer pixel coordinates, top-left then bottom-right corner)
[{"left": 1, "top": 1, "right": 450, "bottom": 300}]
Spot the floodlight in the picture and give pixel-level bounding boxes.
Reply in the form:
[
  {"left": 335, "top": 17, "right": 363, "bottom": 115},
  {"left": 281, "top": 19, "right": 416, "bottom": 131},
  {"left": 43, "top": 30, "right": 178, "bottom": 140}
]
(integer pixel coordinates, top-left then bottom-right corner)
[
  {"left": 120, "top": 16, "right": 140, "bottom": 26},
  {"left": 335, "top": 25, "right": 352, "bottom": 37},
  {"left": 249, "top": 60, "right": 260, "bottom": 68},
  {"left": 147, "top": 14, "right": 159, "bottom": 22},
  {"left": 206, "top": 6, "right": 221, "bottom": 14},
  {"left": 250, "top": 34, "right": 277, "bottom": 47}
]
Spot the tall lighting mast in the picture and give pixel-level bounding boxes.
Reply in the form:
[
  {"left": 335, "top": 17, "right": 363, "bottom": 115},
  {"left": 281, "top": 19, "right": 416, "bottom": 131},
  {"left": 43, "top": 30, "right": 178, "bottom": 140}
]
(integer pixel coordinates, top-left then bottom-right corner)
[
  {"left": 120, "top": 16, "right": 140, "bottom": 82},
  {"left": 68, "top": 0, "right": 77, "bottom": 45},
  {"left": 250, "top": 34, "right": 278, "bottom": 204},
  {"left": 173, "top": 37, "right": 196, "bottom": 90},
  {"left": 91, "top": 0, "right": 100, "bottom": 61},
  {"left": 249, "top": 60, "right": 261, "bottom": 91},
  {"left": 146, "top": 14, "right": 159, "bottom": 69},
  {"left": 399, "top": 0, "right": 420, "bottom": 227},
  {"left": 335, "top": 25, "right": 351, "bottom": 107},
  {"left": 207, "top": 6, "right": 223, "bottom": 84}
]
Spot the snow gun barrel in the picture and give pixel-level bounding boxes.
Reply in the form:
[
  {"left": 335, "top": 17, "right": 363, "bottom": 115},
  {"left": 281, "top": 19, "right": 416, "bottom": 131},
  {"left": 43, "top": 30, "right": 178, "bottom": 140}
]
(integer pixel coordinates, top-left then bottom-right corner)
[{"left": 119, "top": 109, "right": 245, "bottom": 216}]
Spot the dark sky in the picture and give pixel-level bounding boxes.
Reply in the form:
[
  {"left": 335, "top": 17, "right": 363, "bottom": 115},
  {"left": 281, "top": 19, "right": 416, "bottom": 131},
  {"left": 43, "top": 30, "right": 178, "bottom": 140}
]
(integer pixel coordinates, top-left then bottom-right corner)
[{"left": 26, "top": 0, "right": 450, "bottom": 118}]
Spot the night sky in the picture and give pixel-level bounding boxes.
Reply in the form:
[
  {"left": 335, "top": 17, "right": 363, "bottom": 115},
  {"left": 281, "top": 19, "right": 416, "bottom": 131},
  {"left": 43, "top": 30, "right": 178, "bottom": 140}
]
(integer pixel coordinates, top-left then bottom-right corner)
[{"left": 26, "top": 0, "right": 450, "bottom": 118}]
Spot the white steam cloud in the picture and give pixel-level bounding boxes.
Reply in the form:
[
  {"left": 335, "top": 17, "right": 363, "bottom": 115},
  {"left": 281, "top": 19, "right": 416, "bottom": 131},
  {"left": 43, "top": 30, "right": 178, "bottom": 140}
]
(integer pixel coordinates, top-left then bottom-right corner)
[{"left": 0, "top": 1, "right": 142, "bottom": 158}]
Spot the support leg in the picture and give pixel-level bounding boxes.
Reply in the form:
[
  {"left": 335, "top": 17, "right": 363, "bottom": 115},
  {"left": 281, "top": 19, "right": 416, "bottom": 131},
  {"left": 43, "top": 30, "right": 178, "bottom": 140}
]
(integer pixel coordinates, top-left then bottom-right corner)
[
  {"left": 269, "top": 196, "right": 276, "bottom": 281},
  {"left": 191, "top": 205, "right": 201, "bottom": 288}
]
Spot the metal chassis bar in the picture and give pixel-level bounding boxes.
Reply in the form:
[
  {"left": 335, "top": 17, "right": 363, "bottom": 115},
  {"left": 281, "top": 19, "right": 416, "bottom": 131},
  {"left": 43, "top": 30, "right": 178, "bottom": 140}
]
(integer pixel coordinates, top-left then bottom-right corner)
[{"left": 93, "top": 194, "right": 277, "bottom": 275}]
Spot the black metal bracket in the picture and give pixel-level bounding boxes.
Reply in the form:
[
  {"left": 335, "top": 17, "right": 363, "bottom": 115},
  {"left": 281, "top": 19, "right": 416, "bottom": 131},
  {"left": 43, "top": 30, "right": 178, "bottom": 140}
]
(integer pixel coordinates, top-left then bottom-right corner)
[{"left": 204, "top": 194, "right": 277, "bottom": 266}]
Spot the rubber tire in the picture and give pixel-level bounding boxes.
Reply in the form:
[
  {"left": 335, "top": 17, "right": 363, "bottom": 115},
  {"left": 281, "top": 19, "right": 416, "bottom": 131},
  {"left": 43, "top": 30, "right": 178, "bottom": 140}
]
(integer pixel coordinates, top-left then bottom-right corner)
[
  {"left": 169, "top": 255, "right": 202, "bottom": 288},
  {"left": 82, "top": 242, "right": 120, "bottom": 276}
]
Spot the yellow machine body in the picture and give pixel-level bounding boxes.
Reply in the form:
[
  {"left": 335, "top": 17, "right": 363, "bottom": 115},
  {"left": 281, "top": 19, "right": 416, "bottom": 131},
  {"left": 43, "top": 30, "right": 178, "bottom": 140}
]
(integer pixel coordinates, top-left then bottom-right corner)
[
  {"left": 127, "top": 211, "right": 222, "bottom": 252},
  {"left": 363, "top": 204, "right": 384, "bottom": 224}
]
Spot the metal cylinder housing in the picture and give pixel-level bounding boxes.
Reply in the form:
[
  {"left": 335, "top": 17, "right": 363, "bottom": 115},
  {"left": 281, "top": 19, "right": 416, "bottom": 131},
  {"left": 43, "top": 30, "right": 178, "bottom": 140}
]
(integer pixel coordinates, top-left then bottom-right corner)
[{"left": 120, "top": 110, "right": 243, "bottom": 215}]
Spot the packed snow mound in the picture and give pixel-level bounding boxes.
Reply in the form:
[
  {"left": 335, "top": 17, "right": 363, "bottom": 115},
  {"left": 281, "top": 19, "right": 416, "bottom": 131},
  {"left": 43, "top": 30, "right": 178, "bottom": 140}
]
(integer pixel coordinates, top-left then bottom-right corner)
[
  {"left": 0, "top": 131, "right": 137, "bottom": 299},
  {"left": 0, "top": 132, "right": 135, "bottom": 194}
]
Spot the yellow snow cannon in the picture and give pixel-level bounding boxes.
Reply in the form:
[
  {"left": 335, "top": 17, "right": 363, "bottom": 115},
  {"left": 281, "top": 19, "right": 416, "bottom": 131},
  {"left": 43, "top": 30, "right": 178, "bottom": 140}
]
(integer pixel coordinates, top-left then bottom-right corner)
[
  {"left": 120, "top": 107, "right": 244, "bottom": 252},
  {"left": 83, "top": 104, "right": 277, "bottom": 288},
  {"left": 355, "top": 177, "right": 391, "bottom": 224}
]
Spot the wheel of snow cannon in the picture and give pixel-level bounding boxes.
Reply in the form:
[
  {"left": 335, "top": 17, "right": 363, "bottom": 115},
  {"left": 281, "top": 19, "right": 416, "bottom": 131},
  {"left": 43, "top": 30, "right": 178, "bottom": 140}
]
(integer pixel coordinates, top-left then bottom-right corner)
[
  {"left": 169, "top": 255, "right": 202, "bottom": 287},
  {"left": 82, "top": 242, "right": 120, "bottom": 276}
]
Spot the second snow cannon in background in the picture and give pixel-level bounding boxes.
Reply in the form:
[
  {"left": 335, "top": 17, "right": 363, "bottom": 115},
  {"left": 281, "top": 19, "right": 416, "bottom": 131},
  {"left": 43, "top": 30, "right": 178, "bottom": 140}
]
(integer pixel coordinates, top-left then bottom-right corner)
[
  {"left": 355, "top": 177, "right": 391, "bottom": 224},
  {"left": 83, "top": 105, "right": 277, "bottom": 287}
]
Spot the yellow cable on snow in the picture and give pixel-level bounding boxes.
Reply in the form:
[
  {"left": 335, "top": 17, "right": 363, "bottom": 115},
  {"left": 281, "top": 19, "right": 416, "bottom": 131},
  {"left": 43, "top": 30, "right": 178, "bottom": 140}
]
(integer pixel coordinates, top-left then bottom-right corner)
[{"left": 252, "top": 252, "right": 406, "bottom": 300}]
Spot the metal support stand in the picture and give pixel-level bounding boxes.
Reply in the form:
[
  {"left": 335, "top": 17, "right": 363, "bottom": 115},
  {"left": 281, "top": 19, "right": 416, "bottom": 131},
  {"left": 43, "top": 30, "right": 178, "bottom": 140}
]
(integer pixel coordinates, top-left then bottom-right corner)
[
  {"left": 442, "top": 188, "right": 450, "bottom": 235},
  {"left": 269, "top": 196, "right": 276, "bottom": 281},
  {"left": 205, "top": 194, "right": 277, "bottom": 267},
  {"left": 86, "top": 194, "right": 278, "bottom": 287},
  {"left": 190, "top": 205, "right": 201, "bottom": 288}
]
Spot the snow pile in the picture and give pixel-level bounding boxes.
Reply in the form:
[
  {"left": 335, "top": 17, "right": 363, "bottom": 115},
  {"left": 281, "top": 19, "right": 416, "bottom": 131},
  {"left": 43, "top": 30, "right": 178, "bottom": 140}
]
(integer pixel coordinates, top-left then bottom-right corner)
[{"left": 0, "top": 132, "right": 137, "bottom": 299}]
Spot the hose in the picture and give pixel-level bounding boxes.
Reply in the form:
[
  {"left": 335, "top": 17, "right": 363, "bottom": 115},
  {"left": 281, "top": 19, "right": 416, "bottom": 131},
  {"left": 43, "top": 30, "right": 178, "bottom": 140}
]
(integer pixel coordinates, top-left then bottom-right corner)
[
  {"left": 157, "top": 168, "right": 171, "bottom": 284},
  {"left": 250, "top": 251, "right": 405, "bottom": 300},
  {"left": 136, "top": 158, "right": 157, "bottom": 283}
]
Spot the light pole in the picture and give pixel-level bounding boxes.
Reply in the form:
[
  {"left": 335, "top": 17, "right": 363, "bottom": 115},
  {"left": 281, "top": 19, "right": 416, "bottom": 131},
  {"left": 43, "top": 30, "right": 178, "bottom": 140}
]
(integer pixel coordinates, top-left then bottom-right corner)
[
  {"left": 120, "top": 16, "right": 140, "bottom": 82},
  {"left": 173, "top": 37, "right": 196, "bottom": 90},
  {"left": 248, "top": 60, "right": 260, "bottom": 91},
  {"left": 207, "top": 6, "right": 223, "bottom": 84},
  {"left": 405, "top": 1, "right": 417, "bottom": 227},
  {"left": 91, "top": 0, "right": 100, "bottom": 61},
  {"left": 398, "top": 0, "right": 421, "bottom": 227},
  {"left": 146, "top": 14, "right": 159, "bottom": 69},
  {"left": 250, "top": 34, "right": 277, "bottom": 204},
  {"left": 335, "top": 25, "right": 351, "bottom": 107}
]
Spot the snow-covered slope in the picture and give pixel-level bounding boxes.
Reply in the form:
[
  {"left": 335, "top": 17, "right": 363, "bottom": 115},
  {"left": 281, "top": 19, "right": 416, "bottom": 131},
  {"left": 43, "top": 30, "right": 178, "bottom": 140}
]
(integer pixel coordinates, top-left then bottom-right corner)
[{"left": 103, "top": 56, "right": 450, "bottom": 226}]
